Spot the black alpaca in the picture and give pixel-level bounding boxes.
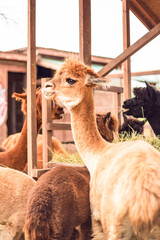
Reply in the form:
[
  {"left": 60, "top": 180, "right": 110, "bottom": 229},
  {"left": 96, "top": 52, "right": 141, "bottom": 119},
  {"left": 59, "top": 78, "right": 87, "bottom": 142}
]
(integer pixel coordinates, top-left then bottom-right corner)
[
  {"left": 119, "top": 113, "right": 146, "bottom": 136},
  {"left": 123, "top": 82, "right": 160, "bottom": 136}
]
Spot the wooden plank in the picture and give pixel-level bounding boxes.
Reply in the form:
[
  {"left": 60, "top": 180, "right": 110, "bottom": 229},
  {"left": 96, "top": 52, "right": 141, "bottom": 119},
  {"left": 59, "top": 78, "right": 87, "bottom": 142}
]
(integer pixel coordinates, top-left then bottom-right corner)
[
  {"left": 47, "top": 122, "right": 71, "bottom": 131},
  {"left": 32, "top": 168, "right": 51, "bottom": 179},
  {"left": 0, "top": 52, "right": 27, "bottom": 61},
  {"left": 27, "top": 0, "right": 37, "bottom": 176},
  {"left": 123, "top": 0, "right": 131, "bottom": 99},
  {"left": 96, "top": 85, "right": 123, "bottom": 93},
  {"left": 130, "top": 0, "right": 159, "bottom": 30},
  {"left": 117, "top": 93, "right": 122, "bottom": 126},
  {"left": 98, "top": 22, "right": 160, "bottom": 77},
  {"left": 79, "top": 0, "right": 91, "bottom": 65},
  {"left": 109, "top": 70, "right": 160, "bottom": 79},
  {"left": 41, "top": 78, "right": 53, "bottom": 168}
]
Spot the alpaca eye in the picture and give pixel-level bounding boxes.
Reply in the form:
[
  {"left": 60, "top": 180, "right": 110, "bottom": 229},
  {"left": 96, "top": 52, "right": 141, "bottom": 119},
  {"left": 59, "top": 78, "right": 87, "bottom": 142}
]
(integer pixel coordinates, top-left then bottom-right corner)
[{"left": 66, "top": 78, "right": 77, "bottom": 85}]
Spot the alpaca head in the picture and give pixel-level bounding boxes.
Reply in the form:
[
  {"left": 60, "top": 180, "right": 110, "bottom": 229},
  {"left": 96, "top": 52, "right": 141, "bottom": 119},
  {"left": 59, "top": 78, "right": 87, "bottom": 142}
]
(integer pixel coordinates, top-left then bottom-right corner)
[
  {"left": 122, "top": 82, "right": 160, "bottom": 118},
  {"left": 43, "top": 58, "right": 110, "bottom": 108},
  {"left": 119, "top": 113, "right": 146, "bottom": 136},
  {"left": 12, "top": 89, "right": 64, "bottom": 121},
  {"left": 96, "top": 112, "right": 118, "bottom": 142}
]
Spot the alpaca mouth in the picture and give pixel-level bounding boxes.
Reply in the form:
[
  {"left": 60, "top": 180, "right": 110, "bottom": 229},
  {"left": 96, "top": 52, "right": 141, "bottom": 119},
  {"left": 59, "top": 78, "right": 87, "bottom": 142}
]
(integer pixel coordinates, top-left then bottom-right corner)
[{"left": 55, "top": 109, "right": 64, "bottom": 119}]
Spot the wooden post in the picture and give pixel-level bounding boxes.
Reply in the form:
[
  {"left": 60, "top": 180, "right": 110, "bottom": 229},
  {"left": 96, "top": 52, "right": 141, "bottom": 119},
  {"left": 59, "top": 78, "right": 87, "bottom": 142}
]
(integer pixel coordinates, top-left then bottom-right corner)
[
  {"left": 123, "top": 0, "right": 131, "bottom": 100},
  {"left": 41, "top": 78, "right": 52, "bottom": 168},
  {"left": 27, "top": 0, "right": 37, "bottom": 176},
  {"left": 79, "top": 0, "right": 91, "bottom": 65}
]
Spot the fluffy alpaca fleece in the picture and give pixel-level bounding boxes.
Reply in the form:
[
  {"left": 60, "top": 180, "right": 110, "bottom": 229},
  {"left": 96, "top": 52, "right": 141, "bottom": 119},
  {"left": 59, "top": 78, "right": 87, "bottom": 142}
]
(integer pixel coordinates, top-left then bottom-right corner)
[
  {"left": 0, "top": 89, "right": 64, "bottom": 171},
  {"left": 24, "top": 164, "right": 91, "bottom": 240},
  {"left": 96, "top": 112, "right": 118, "bottom": 142},
  {"left": 2, "top": 133, "right": 66, "bottom": 168},
  {"left": 0, "top": 167, "right": 36, "bottom": 240},
  {"left": 123, "top": 82, "right": 160, "bottom": 136},
  {"left": 119, "top": 113, "right": 146, "bottom": 136},
  {"left": 43, "top": 58, "right": 160, "bottom": 240}
]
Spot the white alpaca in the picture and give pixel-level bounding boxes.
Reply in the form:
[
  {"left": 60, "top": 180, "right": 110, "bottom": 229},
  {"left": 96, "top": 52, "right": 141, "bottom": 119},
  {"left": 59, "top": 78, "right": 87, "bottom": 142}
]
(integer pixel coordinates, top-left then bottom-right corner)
[
  {"left": 43, "top": 58, "right": 160, "bottom": 240},
  {"left": 0, "top": 167, "right": 36, "bottom": 240}
]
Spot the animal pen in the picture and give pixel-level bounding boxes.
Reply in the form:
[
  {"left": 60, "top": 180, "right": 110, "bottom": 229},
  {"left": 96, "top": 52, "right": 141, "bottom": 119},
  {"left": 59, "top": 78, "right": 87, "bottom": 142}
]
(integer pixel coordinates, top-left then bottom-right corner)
[{"left": 27, "top": 0, "right": 160, "bottom": 177}]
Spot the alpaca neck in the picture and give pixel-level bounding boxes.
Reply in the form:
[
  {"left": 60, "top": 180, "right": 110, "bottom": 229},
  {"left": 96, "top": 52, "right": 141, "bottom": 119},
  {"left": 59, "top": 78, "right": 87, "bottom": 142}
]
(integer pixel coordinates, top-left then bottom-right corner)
[
  {"left": 147, "top": 112, "right": 160, "bottom": 136},
  {"left": 70, "top": 87, "right": 110, "bottom": 174},
  {"left": 0, "top": 115, "right": 42, "bottom": 171}
]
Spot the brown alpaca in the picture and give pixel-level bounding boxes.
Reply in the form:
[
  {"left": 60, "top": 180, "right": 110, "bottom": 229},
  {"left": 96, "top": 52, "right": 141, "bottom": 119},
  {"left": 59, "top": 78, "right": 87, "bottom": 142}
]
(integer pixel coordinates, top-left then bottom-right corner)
[
  {"left": 0, "top": 89, "right": 64, "bottom": 171},
  {"left": 43, "top": 58, "right": 160, "bottom": 240},
  {"left": 23, "top": 112, "right": 118, "bottom": 240},
  {"left": 24, "top": 164, "right": 91, "bottom": 240},
  {"left": 0, "top": 166, "right": 36, "bottom": 240},
  {"left": 2, "top": 133, "right": 66, "bottom": 168},
  {"left": 96, "top": 112, "right": 118, "bottom": 142},
  {"left": 0, "top": 145, "right": 5, "bottom": 152}
]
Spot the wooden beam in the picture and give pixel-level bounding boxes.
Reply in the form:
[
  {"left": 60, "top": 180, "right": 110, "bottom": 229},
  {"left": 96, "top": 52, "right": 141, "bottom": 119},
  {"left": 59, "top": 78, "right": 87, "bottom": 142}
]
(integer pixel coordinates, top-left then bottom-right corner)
[
  {"left": 41, "top": 78, "right": 53, "bottom": 168},
  {"left": 109, "top": 70, "right": 160, "bottom": 79},
  {"left": 123, "top": 0, "right": 131, "bottom": 99},
  {"left": 96, "top": 85, "right": 123, "bottom": 93},
  {"left": 27, "top": 0, "right": 37, "bottom": 176},
  {"left": 47, "top": 122, "right": 71, "bottom": 131},
  {"left": 98, "top": 22, "right": 160, "bottom": 77},
  {"left": 130, "top": 0, "right": 159, "bottom": 30},
  {"left": 79, "top": 0, "right": 91, "bottom": 65},
  {"left": 0, "top": 52, "right": 27, "bottom": 61}
]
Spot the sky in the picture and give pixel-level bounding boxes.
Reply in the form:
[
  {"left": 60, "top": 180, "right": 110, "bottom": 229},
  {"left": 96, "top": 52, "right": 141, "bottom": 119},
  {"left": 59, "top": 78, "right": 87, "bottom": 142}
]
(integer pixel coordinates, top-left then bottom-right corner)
[{"left": 0, "top": 0, "right": 160, "bottom": 73}]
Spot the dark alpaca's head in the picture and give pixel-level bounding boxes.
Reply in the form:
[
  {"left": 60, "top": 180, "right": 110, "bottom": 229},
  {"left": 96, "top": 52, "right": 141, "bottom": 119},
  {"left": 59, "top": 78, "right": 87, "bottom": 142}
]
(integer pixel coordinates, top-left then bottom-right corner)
[
  {"left": 122, "top": 82, "right": 160, "bottom": 136},
  {"left": 123, "top": 82, "right": 160, "bottom": 118},
  {"left": 119, "top": 113, "right": 146, "bottom": 136}
]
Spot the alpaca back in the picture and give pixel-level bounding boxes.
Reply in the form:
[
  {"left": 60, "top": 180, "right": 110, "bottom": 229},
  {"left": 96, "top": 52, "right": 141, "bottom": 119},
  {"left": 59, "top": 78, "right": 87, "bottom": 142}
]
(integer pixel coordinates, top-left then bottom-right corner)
[
  {"left": 24, "top": 165, "right": 91, "bottom": 240},
  {"left": 0, "top": 167, "right": 36, "bottom": 240}
]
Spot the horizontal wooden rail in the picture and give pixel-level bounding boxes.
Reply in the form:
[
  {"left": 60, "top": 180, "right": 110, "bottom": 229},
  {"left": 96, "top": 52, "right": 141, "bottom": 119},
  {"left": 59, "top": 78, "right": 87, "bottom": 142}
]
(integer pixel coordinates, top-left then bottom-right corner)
[
  {"left": 47, "top": 122, "right": 71, "bottom": 131},
  {"left": 99, "top": 22, "right": 160, "bottom": 77},
  {"left": 96, "top": 86, "right": 123, "bottom": 93}
]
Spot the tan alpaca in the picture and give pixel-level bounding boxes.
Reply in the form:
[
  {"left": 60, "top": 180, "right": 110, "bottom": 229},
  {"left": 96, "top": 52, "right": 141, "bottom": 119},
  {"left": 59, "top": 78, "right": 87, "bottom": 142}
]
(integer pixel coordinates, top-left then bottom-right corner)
[
  {"left": 43, "top": 58, "right": 160, "bottom": 240},
  {"left": 2, "top": 112, "right": 117, "bottom": 160},
  {"left": 2, "top": 133, "right": 66, "bottom": 168},
  {"left": 0, "top": 166, "right": 36, "bottom": 240},
  {"left": 0, "top": 89, "right": 64, "bottom": 171}
]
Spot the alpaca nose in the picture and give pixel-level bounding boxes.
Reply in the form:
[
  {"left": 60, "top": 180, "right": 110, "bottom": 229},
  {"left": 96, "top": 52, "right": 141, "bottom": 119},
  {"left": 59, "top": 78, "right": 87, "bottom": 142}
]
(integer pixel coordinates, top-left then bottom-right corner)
[
  {"left": 44, "top": 82, "right": 55, "bottom": 89},
  {"left": 42, "top": 81, "right": 55, "bottom": 99}
]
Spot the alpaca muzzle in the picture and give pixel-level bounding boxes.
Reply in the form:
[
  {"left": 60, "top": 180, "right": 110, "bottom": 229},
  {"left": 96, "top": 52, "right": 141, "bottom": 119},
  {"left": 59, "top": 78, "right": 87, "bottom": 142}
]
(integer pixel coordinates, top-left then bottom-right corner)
[{"left": 42, "top": 82, "right": 55, "bottom": 99}]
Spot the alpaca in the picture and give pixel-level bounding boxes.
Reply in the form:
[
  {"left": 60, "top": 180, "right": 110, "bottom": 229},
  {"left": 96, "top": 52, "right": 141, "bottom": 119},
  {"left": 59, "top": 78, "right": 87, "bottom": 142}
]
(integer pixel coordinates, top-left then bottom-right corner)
[
  {"left": 23, "top": 112, "right": 118, "bottom": 240},
  {"left": 123, "top": 82, "right": 160, "bottom": 136},
  {"left": 119, "top": 113, "right": 146, "bottom": 136},
  {"left": 0, "top": 89, "right": 64, "bottom": 171},
  {"left": 96, "top": 112, "right": 118, "bottom": 142},
  {"left": 43, "top": 58, "right": 160, "bottom": 240},
  {"left": 0, "top": 166, "right": 36, "bottom": 240},
  {"left": 2, "top": 133, "right": 66, "bottom": 168},
  {"left": 24, "top": 164, "right": 91, "bottom": 240}
]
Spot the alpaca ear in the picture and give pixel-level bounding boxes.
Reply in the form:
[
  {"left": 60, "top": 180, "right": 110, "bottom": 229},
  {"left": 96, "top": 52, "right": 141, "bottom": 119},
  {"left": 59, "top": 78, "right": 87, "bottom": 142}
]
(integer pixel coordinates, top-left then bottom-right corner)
[
  {"left": 140, "top": 119, "right": 147, "bottom": 126},
  {"left": 12, "top": 92, "right": 27, "bottom": 101},
  {"left": 86, "top": 76, "right": 110, "bottom": 88},
  {"left": 123, "top": 112, "right": 128, "bottom": 120},
  {"left": 104, "top": 112, "right": 111, "bottom": 123},
  {"left": 145, "top": 82, "right": 156, "bottom": 100}
]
